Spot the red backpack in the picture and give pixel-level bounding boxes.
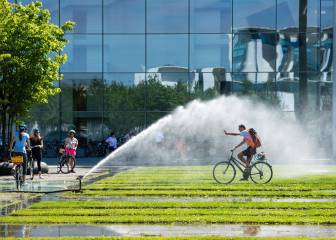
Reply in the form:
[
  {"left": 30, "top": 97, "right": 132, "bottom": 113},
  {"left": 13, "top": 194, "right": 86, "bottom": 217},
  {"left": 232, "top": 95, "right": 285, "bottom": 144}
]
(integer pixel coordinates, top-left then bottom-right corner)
[{"left": 248, "top": 128, "right": 262, "bottom": 148}]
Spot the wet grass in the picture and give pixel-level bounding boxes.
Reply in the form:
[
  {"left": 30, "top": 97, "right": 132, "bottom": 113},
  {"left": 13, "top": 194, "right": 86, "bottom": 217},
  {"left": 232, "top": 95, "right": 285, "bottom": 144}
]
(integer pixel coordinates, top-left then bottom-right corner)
[
  {"left": 78, "top": 166, "right": 336, "bottom": 198},
  {"left": 1, "top": 166, "right": 336, "bottom": 226}
]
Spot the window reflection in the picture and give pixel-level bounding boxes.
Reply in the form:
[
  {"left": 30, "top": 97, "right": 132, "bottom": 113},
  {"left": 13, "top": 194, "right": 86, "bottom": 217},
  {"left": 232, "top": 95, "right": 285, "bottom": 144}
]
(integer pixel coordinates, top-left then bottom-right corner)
[
  {"left": 320, "top": 30, "right": 332, "bottom": 72},
  {"left": 62, "top": 35, "right": 102, "bottom": 72},
  {"left": 233, "top": 0, "right": 276, "bottom": 31},
  {"left": 147, "top": 35, "right": 188, "bottom": 71},
  {"left": 321, "top": 0, "right": 333, "bottom": 29},
  {"left": 190, "top": 34, "right": 231, "bottom": 72},
  {"left": 61, "top": 73, "right": 104, "bottom": 112},
  {"left": 104, "top": 73, "right": 146, "bottom": 111},
  {"left": 190, "top": 0, "right": 232, "bottom": 33},
  {"left": 147, "top": 0, "right": 188, "bottom": 33},
  {"left": 233, "top": 32, "right": 276, "bottom": 72},
  {"left": 277, "top": 0, "right": 320, "bottom": 32},
  {"left": 146, "top": 72, "right": 190, "bottom": 111},
  {"left": 61, "top": 0, "right": 102, "bottom": 33},
  {"left": 104, "top": 35, "right": 145, "bottom": 72},
  {"left": 104, "top": 0, "right": 145, "bottom": 33}
]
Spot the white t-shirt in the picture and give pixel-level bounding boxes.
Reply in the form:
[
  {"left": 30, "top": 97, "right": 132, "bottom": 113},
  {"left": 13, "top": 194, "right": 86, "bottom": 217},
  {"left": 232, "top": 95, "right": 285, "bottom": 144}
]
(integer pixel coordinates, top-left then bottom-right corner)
[{"left": 65, "top": 137, "right": 78, "bottom": 150}]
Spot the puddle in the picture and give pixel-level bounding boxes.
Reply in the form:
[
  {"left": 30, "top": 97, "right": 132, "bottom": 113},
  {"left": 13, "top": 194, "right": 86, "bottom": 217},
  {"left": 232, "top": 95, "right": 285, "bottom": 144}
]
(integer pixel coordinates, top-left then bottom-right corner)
[
  {"left": 0, "top": 195, "right": 42, "bottom": 216},
  {"left": 0, "top": 224, "right": 336, "bottom": 238}
]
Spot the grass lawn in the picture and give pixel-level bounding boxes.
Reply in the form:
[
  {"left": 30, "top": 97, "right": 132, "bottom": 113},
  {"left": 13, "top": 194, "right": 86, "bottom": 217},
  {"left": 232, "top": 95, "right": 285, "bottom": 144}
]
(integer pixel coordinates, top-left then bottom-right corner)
[{"left": 1, "top": 166, "right": 336, "bottom": 237}]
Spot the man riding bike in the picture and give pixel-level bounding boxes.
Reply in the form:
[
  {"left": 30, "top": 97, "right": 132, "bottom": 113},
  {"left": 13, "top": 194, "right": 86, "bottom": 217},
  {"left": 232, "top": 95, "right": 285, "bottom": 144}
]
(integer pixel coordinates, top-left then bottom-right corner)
[{"left": 224, "top": 124, "right": 261, "bottom": 181}]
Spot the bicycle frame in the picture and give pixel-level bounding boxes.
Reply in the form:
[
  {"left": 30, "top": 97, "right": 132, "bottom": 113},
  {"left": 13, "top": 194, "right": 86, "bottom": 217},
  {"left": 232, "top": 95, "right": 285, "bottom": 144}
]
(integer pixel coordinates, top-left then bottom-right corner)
[{"left": 227, "top": 151, "right": 249, "bottom": 173}]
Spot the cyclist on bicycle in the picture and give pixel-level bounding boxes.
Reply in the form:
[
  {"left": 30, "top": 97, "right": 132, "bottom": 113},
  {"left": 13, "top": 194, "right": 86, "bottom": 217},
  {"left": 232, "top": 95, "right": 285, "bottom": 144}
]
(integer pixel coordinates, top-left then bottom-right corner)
[
  {"left": 64, "top": 130, "right": 78, "bottom": 173},
  {"left": 9, "top": 125, "right": 31, "bottom": 182},
  {"left": 224, "top": 124, "right": 260, "bottom": 180}
]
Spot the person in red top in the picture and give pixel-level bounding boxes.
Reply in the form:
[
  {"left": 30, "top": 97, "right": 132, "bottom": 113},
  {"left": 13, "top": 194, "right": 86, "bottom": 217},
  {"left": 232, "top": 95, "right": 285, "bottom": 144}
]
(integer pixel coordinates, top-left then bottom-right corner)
[{"left": 224, "top": 124, "right": 261, "bottom": 180}]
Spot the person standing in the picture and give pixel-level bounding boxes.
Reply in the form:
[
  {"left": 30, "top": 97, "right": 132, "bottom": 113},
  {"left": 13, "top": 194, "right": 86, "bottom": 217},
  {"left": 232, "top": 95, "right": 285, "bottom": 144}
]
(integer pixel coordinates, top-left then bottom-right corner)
[
  {"left": 64, "top": 130, "right": 78, "bottom": 173},
  {"left": 105, "top": 131, "right": 117, "bottom": 153},
  {"left": 9, "top": 125, "right": 30, "bottom": 182},
  {"left": 30, "top": 128, "right": 44, "bottom": 179}
]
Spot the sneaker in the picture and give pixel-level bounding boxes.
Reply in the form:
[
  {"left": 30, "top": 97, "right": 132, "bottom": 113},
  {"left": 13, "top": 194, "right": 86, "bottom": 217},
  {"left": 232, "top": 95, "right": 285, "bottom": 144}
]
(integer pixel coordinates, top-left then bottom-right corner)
[
  {"left": 39, "top": 175, "right": 44, "bottom": 179},
  {"left": 70, "top": 169, "right": 76, "bottom": 173},
  {"left": 239, "top": 178, "right": 248, "bottom": 181}
]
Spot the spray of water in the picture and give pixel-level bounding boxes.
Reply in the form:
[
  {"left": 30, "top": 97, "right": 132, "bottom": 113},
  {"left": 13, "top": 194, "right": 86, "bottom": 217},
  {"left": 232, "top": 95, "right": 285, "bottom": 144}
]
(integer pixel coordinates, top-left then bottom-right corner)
[{"left": 85, "top": 95, "right": 328, "bottom": 178}]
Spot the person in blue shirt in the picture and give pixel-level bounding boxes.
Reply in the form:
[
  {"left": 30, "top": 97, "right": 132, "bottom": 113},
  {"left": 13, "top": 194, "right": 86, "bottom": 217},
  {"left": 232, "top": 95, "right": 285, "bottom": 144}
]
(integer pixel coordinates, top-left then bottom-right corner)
[
  {"left": 105, "top": 131, "right": 117, "bottom": 153},
  {"left": 9, "top": 125, "right": 31, "bottom": 182}
]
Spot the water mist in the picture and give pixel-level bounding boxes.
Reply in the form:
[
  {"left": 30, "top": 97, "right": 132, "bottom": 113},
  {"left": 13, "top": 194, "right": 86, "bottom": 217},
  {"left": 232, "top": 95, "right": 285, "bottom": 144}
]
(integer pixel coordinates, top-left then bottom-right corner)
[{"left": 85, "top": 95, "right": 329, "bottom": 178}]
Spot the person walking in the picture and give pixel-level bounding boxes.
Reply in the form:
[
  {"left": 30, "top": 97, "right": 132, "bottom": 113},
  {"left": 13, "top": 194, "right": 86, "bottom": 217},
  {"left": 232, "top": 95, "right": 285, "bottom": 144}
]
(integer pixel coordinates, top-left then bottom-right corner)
[
  {"left": 105, "top": 131, "right": 117, "bottom": 153},
  {"left": 9, "top": 125, "right": 30, "bottom": 182},
  {"left": 30, "top": 128, "right": 44, "bottom": 179}
]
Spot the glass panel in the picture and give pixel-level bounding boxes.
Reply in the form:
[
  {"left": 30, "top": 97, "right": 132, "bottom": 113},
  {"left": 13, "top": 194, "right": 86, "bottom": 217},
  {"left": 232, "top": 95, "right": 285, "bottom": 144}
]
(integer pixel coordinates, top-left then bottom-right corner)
[
  {"left": 61, "top": 34, "right": 102, "bottom": 72},
  {"left": 306, "top": 33, "right": 320, "bottom": 72},
  {"left": 190, "top": 34, "right": 231, "bottom": 72},
  {"left": 277, "top": 0, "right": 320, "bottom": 32},
  {"left": 26, "top": 111, "right": 60, "bottom": 158},
  {"left": 233, "top": 0, "right": 276, "bottom": 31},
  {"left": 61, "top": 73, "right": 104, "bottom": 112},
  {"left": 104, "top": 73, "right": 145, "bottom": 111},
  {"left": 146, "top": 72, "right": 190, "bottom": 111},
  {"left": 103, "top": 112, "right": 145, "bottom": 143},
  {"left": 321, "top": 0, "right": 333, "bottom": 30},
  {"left": 233, "top": 33, "right": 276, "bottom": 72},
  {"left": 191, "top": 71, "right": 231, "bottom": 98},
  {"left": 104, "top": 0, "right": 145, "bottom": 33},
  {"left": 104, "top": 35, "right": 145, "bottom": 72},
  {"left": 31, "top": 81, "right": 60, "bottom": 112},
  {"left": 147, "top": 34, "right": 188, "bottom": 71},
  {"left": 190, "top": 0, "right": 232, "bottom": 33},
  {"left": 60, "top": 0, "right": 102, "bottom": 33},
  {"left": 61, "top": 111, "right": 103, "bottom": 157},
  {"left": 147, "top": 0, "right": 188, "bottom": 33},
  {"left": 276, "top": 72, "right": 298, "bottom": 111}
]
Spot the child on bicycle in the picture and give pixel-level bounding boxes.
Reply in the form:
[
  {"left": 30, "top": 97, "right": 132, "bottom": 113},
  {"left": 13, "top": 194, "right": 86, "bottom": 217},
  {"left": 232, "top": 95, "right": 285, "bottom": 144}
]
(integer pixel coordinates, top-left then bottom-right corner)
[{"left": 64, "top": 130, "right": 78, "bottom": 173}]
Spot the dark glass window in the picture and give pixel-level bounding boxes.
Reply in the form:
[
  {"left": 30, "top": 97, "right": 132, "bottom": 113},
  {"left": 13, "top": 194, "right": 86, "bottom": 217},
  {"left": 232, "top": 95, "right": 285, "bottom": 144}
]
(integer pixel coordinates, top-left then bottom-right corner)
[
  {"left": 104, "top": 35, "right": 145, "bottom": 72},
  {"left": 60, "top": 0, "right": 102, "bottom": 33},
  {"left": 147, "top": 35, "right": 188, "bottom": 71},
  {"left": 104, "top": 73, "right": 146, "bottom": 111},
  {"left": 233, "top": 0, "right": 276, "bottom": 31},
  {"left": 277, "top": 0, "right": 320, "bottom": 32},
  {"left": 190, "top": 0, "right": 232, "bottom": 33},
  {"left": 233, "top": 33, "right": 276, "bottom": 72},
  {"left": 104, "top": 0, "right": 145, "bottom": 33},
  {"left": 61, "top": 35, "right": 102, "bottom": 72},
  {"left": 190, "top": 34, "right": 231, "bottom": 72},
  {"left": 147, "top": 0, "right": 188, "bottom": 33}
]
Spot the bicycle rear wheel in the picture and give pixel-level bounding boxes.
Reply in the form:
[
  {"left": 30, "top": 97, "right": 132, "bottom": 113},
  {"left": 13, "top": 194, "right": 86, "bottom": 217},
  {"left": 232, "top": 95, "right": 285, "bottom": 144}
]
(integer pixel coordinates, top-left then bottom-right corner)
[
  {"left": 213, "top": 161, "right": 236, "bottom": 184},
  {"left": 250, "top": 161, "right": 273, "bottom": 184}
]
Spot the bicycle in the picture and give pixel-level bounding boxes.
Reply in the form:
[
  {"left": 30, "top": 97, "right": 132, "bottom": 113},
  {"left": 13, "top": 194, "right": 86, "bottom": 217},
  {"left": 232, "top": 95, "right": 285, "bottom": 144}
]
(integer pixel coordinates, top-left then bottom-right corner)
[
  {"left": 56, "top": 148, "right": 76, "bottom": 174},
  {"left": 10, "top": 153, "right": 25, "bottom": 190},
  {"left": 213, "top": 150, "right": 273, "bottom": 184}
]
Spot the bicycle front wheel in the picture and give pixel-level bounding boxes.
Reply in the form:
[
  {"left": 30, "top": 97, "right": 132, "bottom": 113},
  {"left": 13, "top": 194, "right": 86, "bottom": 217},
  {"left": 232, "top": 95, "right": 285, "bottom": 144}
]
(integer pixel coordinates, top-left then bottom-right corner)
[
  {"left": 250, "top": 161, "right": 273, "bottom": 184},
  {"left": 213, "top": 161, "right": 236, "bottom": 184},
  {"left": 60, "top": 158, "right": 70, "bottom": 174}
]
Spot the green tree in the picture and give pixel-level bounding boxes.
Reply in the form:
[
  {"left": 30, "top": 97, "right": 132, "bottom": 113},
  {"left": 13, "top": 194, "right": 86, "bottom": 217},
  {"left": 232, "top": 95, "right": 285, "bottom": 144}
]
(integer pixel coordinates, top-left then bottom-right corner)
[{"left": 0, "top": 0, "right": 74, "bottom": 146}]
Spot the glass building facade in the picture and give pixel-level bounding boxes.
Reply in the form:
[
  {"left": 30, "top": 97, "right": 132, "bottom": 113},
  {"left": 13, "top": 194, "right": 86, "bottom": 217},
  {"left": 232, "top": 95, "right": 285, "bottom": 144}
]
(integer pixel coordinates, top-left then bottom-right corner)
[{"left": 15, "top": 0, "right": 333, "bottom": 157}]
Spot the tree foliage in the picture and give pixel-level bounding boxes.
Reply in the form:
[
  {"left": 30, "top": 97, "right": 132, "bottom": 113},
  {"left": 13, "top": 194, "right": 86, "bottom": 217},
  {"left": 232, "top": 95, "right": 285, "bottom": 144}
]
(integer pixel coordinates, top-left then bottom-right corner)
[{"left": 0, "top": 0, "right": 74, "bottom": 146}]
